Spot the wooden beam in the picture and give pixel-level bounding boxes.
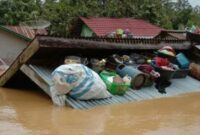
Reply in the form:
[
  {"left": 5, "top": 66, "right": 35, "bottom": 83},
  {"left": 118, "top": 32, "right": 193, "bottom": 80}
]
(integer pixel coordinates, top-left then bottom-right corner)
[
  {"left": 0, "top": 39, "right": 40, "bottom": 86},
  {"left": 38, "top": 36, "right": 191, "bottom": 50},
  {"left": 20, "top": 64, "right": 50, "bottom": 96}
]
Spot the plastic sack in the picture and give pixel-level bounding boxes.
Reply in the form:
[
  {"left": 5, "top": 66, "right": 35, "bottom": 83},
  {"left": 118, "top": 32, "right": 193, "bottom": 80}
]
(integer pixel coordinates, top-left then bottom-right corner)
[{"left": 50, "top": 64, "right": 111, "bottom": 106}]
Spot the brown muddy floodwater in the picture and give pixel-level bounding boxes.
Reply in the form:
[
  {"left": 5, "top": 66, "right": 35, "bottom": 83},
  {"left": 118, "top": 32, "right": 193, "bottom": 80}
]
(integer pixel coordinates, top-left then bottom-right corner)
[{"left": 0, "top": 87, "right": 200, "bottom": 135}]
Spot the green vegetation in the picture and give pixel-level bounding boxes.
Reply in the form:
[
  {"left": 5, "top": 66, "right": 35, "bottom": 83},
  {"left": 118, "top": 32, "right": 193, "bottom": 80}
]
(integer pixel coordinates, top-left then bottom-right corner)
[{"left": 0, "top": 0, "right": 199, "bottom": 36}]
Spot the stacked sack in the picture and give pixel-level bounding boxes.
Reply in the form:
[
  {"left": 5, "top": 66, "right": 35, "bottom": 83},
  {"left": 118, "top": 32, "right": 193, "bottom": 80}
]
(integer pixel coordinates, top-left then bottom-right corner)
[{"left": 50, "top": 64, "right": 111, "bottom": 106}]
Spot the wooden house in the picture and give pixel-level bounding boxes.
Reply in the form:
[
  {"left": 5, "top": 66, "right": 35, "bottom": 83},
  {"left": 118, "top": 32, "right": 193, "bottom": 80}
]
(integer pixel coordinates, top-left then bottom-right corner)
[
  {"left": 0, "top": 26, "right": 47, "bottom": 75},
  {"left": 0, "top": 26, "right": 32, "bottom": 62},
  {"left": 154, "top": 30, "right": 187, "bottom": 40}
]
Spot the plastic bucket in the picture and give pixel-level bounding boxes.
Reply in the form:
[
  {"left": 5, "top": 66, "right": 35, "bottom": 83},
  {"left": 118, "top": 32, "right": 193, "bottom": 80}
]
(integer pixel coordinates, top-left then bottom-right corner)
[
  {"left": 116, "top": 64, "right": 145, "bottom": 89},
  {"left": 99, "top": 71, "right": 129, "bottom": 95},
  {"left": 176, "top": 53, "right": 190, "bottom": 69},
  {"left": 153, "top": 66, "right": 175, "bottom": 81},
  {"left": 143, "top": 74, "right": 154, "bottom": 87},
  {"left": 173, "top": 69, "right": 189, "bottom": 78}
]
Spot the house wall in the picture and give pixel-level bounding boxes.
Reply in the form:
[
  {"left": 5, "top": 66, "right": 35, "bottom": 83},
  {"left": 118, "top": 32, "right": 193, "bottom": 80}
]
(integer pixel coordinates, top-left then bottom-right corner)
[
  {"left": 0, "top": 29, "right": 28, "bottom": 61},
  {"left": 80, "top": 25, "right": 94, "bottom": 37},
  {"left": 154, "top": 35, "right": 177, "bottom": 40}
]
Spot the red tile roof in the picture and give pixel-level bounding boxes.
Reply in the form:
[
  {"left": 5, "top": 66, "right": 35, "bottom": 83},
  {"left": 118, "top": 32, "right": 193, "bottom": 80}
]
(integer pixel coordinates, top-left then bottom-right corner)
[
  {"left": 4, "top": 26, "right": 47, "bottom": 39},
  {"left": 80, "top": 17, "right": 163, "bottom": 37}
]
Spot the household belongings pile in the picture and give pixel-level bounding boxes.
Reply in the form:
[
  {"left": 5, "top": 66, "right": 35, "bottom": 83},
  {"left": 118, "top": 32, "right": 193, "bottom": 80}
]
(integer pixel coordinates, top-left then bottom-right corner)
[
  {"left": 186, "top": 25, "right": 200, "bottom": 34},
  {"left": 106, "top": 28, "right": 133, "bottom": 38},
  {"left": 50, "top": 46, "right": 191, "bottom": 106}
]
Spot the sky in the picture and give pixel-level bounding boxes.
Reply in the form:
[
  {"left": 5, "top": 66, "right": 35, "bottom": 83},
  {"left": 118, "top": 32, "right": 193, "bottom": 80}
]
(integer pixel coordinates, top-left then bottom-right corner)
[
  {"left": 32, "top": 0, "right": 200, "bottom": 7},
  {"left": 189, "top": 0, "right": 200, "bottom": 7}
]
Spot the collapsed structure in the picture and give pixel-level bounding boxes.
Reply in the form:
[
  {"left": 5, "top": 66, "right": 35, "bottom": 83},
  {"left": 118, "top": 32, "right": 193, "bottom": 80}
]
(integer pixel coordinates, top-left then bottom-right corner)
[{"left": 0, "top": 35, "right": 199, "bottom": 109}]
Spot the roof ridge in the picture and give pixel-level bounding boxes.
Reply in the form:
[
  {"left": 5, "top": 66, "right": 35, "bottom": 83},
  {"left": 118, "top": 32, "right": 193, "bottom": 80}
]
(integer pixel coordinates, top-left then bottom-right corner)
[{"left": 0, "top": 25, "right": 32, "bottom": 41}]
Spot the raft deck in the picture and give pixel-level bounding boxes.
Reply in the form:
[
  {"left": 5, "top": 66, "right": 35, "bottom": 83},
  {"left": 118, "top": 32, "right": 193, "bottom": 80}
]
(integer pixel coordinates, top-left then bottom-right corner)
[{"left": 20, "top": 64, "right": 200, "bottom": 109}]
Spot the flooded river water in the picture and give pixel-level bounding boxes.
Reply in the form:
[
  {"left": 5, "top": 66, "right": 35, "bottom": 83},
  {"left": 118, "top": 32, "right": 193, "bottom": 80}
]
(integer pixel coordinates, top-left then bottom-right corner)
[{"left": 0, "top": 87, "right": 200, "bottom": 135}]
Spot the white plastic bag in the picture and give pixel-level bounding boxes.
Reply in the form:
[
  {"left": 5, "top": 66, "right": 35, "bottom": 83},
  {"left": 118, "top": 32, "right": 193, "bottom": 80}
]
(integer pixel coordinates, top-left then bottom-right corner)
[
  {"left": 51, "top": 64, "right": 85, "bottom": 95},
  {"left": 50, "top": 87, "right": 67, "bottom": 106},
  {"left": 50, "top": 64, "right": 111, "bottom": 106}
]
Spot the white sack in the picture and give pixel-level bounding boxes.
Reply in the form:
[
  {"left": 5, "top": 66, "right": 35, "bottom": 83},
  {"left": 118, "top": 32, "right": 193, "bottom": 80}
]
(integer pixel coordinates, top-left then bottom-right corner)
[{"left": 50, "top": 64, "right": 111, "bottom": 106}]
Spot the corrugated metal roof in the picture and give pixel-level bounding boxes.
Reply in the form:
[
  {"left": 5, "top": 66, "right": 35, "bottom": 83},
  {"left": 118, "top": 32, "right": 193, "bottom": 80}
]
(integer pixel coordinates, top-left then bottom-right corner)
[
  {"left": 4, "top": 26, "right": 47, "bottom": 39},
  {"left": 80, "top": 17, "right": 163, "bottom": 37},
  {"left": 154, "top": 30, "right": 188, "bottom": 40},
  {"left": 168, "top": 33, "right": 187, "bottom": 40},
  {"left": 26, "top": 64, "right": 200, "bottom": 109}
]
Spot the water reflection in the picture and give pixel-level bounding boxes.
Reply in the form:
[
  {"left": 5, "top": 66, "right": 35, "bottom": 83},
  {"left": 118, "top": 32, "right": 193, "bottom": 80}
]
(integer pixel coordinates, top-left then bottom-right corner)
[{"left": 0, "top": 87, "right": 200, "bottom": 135}]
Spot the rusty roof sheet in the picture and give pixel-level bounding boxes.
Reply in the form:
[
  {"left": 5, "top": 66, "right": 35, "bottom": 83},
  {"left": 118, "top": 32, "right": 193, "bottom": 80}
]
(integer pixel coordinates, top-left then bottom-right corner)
[{"left": 4, "top": 26, "right": 47, "bottom": 40}]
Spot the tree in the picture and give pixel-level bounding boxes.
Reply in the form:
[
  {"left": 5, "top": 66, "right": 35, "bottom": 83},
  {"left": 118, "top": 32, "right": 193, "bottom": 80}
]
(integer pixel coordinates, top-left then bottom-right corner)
[
  {"left": 0, "top": 0, "right": 39, "bottom": 25},
  {"left": 172, "top": 0, "right": 193, "bottom": 29},
  {"left": 0, "top": 0, "right": 199, "bottom": 35},
  {"left": 187, "top": 5, "right": 200, "bottom": 27}
]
